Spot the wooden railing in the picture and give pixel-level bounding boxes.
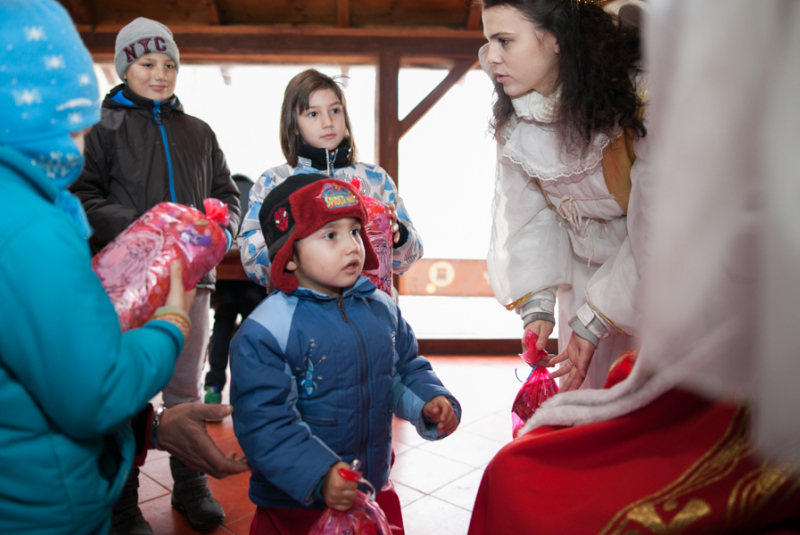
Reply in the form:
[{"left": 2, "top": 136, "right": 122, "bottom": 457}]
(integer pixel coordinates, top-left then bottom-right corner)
[
  {"left": 215, "top": 244, "right": 250, "bottom": 281},
  {"left": 217, "top": 252, "right": 557, "bottom": 355}
]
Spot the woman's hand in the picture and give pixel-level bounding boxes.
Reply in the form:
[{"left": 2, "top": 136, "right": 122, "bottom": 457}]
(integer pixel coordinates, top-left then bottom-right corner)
[
  {"left": 549, "top": 332, "right": 595, "bottom": 392},
  {"left": 322, "top": 462, "right": 358, "bottom": 511},
  {"left": 157, "top": 404, "right": 250, "bottom": 479},
  {"left": 165, "top": 260, "right": 196, "bottom": 315},
  {"left": 387, "top": 203, "right": 401, "bottom": 244},
  {"left": 523, "top": 320, "right": 554, "bottom": 367}
]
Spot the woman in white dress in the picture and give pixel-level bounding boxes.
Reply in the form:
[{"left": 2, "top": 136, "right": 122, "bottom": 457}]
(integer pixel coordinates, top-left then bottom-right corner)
[{"left": 482, "top": 0, "right": 649, "bottom": 391}]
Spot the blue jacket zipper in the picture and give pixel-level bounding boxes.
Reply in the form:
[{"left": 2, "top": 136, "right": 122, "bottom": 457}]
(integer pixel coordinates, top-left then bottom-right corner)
[
  {"left": 339, "top": 296, "right": 371, "bottom": 465},
  {"left": 152, "top": 101, "right": 177, "bottom": 202}
]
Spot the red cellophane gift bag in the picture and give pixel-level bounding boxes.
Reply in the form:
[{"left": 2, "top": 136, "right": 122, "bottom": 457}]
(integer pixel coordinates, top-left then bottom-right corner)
[
  {"left": 308, "top": 460, "right": 391, "bottom": 535},
  {"left": 350, "top": 178, "right": 392, "bottom": 295},
  {"left": 92, "top": 199, "right": 230, "bottom": 331},
  {"left": 511, "top": 331, "right": 559, "bottom": 438}
]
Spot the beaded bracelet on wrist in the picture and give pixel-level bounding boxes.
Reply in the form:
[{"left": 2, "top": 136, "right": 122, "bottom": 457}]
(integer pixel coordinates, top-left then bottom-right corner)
[{"left": 151, "top": 306, "right": 192, "bottom": 340}]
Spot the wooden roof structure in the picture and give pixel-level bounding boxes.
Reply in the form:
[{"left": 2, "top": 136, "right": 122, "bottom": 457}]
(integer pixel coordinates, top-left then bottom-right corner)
[
  {"left": 53, "top": 1, "right": 518, "bottom": 350},
  {"left": 56, "top": 0, "right": 487, "bottom": 187},
  {"left": 57, "top": 0, "right": 485, "bottom": 66}
]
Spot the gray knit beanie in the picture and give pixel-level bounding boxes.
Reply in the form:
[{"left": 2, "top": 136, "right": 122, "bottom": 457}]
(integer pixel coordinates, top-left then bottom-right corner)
[{"left": 114, "top": 17, "right": 179, "bottom": 80}]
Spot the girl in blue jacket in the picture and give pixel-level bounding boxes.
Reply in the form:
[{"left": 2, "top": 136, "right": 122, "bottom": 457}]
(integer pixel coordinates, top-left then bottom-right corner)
[{"left": 230, "top": 175, "right": 460, "bottom": 534}]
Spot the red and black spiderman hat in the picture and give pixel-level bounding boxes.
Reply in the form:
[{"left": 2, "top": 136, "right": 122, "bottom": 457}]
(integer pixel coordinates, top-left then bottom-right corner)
[{"left": 258, "top": 174, "right": 379, "bottom": 292}]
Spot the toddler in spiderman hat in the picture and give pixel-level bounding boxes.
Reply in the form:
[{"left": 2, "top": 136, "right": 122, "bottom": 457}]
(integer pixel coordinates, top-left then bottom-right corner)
[{"left": 229, "top": 174, "right": 461, "bottom": 534}]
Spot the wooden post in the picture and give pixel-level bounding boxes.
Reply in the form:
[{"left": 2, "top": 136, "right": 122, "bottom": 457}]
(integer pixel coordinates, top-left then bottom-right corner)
[
  {"left": 375, "top": 52, "right": 401, "bottom": 185},
  {"left": 375, "top": 52, "right": 400, "bottom": 292},
  {"left": 467, "top": 1, "right": 483, "bottom": 31},
  {"left": 337, "top": 0, "right": 351, "bottom": 27},
  {"left": 375, "top": 55, "right": 478, "bottom": 295},
  {"left": 204, "top": 0, "right": 222, "bottom": 25}
]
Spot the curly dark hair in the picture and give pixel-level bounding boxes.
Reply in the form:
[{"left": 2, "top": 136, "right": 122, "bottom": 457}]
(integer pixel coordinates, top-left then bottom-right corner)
[{"left": 482, "top": 0, "right": 646, "bottom": 153}]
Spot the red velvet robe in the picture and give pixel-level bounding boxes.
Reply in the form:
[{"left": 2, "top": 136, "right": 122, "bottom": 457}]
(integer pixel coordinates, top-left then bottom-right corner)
[{"left": 469, "top": 353, "right": 800, "bottom": 534}]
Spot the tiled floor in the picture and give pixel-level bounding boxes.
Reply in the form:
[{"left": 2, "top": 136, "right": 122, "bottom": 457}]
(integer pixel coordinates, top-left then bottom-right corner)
[{"left": 139, "top": 355, "right": 523, "bottom": 535}]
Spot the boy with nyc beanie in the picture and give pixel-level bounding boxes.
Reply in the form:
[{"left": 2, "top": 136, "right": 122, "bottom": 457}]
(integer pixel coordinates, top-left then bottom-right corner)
[
  {"left": 229, "top": 175, "right": 461, "bottom": 534},
  {"left": 70, "top": 16, "right": 240, "bottom": 535}
]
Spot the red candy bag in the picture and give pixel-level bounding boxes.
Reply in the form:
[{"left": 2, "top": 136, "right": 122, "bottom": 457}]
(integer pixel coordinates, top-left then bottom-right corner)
[
  {"left": 350, "top": 178, "right": 393, "bottom": 295},
  {"left": 511, "top": 331, "right": 559, "bottom": 438},
  {"left": 92, "top": 199, "right": 230, "bottom": 331},
  {"left": 308, "top": 460, "right": 391, "bottom": 535}
]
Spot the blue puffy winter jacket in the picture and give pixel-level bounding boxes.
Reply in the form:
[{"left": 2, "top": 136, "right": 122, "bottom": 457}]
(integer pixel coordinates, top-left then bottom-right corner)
[{"left": 230, "top": 276, "right": 460, "bottom": 509}]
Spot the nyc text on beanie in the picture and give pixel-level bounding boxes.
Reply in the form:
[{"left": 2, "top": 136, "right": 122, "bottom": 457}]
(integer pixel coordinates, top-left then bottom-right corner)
[{"left": 114, "top": 17, "right": 180, "bottom": 80}]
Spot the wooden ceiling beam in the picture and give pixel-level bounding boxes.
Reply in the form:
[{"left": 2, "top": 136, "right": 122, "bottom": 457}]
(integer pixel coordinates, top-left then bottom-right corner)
[
  {"left": 75, "top": 24, "right": 486, "bottom": 39},
  {"left": 84, "top": 53, "right": 471, "bottom": 70},
  {"left": 58, "top": 0, "right": 96, "bottom": 26},
  {"left": 399, "top": 59, "right": 477, "bottom": 138},
  {"left": 75, "top": 25, "right": 485, "bottom": 61}
]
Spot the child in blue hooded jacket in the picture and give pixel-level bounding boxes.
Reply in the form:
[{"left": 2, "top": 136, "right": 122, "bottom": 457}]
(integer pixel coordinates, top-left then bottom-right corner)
[{"left": 230, "top": 174, "right": 460, "bottom": 534}]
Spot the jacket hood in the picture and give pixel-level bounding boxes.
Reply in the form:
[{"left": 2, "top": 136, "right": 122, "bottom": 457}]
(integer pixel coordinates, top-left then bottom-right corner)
[
  {"left": 103, "top": 83, "right": 184, "bottom": 115},
  {"left": 0, "top": 0, "right": 100, "bottom": 239},
  {"left": 0, "top": 1, "right": 100, "bottom": 146}
]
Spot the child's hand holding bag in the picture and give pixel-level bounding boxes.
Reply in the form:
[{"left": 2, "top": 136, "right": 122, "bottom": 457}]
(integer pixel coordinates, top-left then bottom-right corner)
[{"left": 309, "top": 460, "right": 391, "bottom": 535}]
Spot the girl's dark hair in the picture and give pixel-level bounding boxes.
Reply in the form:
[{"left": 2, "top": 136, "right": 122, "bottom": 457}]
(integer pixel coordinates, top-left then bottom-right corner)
[
  {"left": 483, "top": 0, "right": 646, "bottom": 152},
  {"left": 280, "top": 69, "right": 358, "bottom": 166}
]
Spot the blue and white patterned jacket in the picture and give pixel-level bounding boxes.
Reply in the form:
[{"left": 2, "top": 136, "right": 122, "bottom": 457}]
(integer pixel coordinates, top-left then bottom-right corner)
[
  {"left": 237, "top": 160, "right": 423, "bottom": 288},
  {"left": 230, "top": 276, "right": 459, "bottom": 509}
]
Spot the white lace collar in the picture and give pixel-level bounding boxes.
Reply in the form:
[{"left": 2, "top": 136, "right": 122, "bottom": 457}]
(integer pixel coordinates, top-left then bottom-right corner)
[{"left": 512, "top": 87, "right": 561, "bottom": 123}]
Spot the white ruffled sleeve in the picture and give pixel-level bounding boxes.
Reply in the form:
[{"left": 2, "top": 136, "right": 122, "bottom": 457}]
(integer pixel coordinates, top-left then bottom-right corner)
[{"left": 487, "top": 140, "right": 573, "bottom": 318}]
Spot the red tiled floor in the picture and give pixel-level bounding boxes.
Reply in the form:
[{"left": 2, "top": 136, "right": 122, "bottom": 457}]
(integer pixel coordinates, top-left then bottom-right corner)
[
  {"left": 139, "top": 470, "right": 171, "bottom": 503},
  {"left": 139, "top": 355, "right": 520, "bottom": 534},
  {"left": 141, "top": 455, "right": 174, "bottom": 491}
]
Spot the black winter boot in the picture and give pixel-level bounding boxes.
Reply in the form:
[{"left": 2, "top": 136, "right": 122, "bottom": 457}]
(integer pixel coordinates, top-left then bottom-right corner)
[
  {"left": 169, "top": 456, "right": 225, "bottom": 531},
  {"left": 109, "top": 468, "right": 154, "bottom": 535}
]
